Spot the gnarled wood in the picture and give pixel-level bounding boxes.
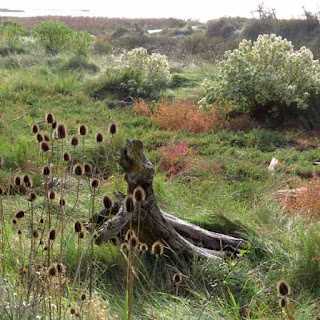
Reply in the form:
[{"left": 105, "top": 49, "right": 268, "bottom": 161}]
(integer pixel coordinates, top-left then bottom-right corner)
[{"left": 94, "top": 139, "right": 248, "bottom": 261}]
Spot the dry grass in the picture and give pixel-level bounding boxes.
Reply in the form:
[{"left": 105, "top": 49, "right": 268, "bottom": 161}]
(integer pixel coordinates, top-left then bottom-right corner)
[{"left": 278, "top": 174, "right": 320, "bottom": 219}]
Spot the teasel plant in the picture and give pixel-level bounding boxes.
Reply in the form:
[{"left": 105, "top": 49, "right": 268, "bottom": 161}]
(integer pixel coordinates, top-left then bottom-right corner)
[
  {"left": 78, "top": 124, "right": 88, "bottom": 156},
  {"left": 133, "top": 186, "right": 146, "bottom": 239},
  {"left": 89, "top": 178, "right": 100, "bottom": 301},
  {"left": 0, "top": 185, "right": 5, "bottom": 278}
]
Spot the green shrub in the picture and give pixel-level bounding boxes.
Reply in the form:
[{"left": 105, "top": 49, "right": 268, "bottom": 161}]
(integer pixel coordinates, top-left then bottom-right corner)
[
  {"left": 93, "top": 37, "right": 113, "bottom": 55},
  {"left": 0, "top": 21, "right": 25, "bottom": 55},
  {"left": 200, "top": 34, "right": 320, "bottom": 127},
  {"left": 71, "top": 30, "right": 93, "bottom": 56},
  {"left": 90, "top": 47, "right": 170, "bottom": 99},
  {"left": 60, "top": 55, "right": 99, "bottom": 73},
  {"left": 32, "top": 21, "right": 74, "bottom": 55}
]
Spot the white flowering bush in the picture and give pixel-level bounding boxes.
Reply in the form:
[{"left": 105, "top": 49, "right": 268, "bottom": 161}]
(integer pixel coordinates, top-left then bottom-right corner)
[
  {"left": 200, "top": 34, "right": 320, "bottom": 124},
  {"left": 120, "top": 47, "right": 171, "bottom": 98}
]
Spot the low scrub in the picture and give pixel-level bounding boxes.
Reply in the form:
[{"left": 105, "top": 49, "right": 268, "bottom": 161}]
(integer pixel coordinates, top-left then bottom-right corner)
[{"left": 134, "top": 99, "right": 223, "bottom": 133}]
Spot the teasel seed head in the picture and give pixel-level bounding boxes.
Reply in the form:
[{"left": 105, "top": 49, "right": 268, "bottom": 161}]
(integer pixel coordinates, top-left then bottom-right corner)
[
  {"left": 59, "top": 198, "right": 66, "bottom": 206},
  {"left": 151, "top": 241, "right": 164, "bottom": 256},
  {"left": 48, "top": 264, "right": 58, "bottom": 277},
  {"left": 12, "top": 218, "right": 17, "bottom": 225},
  {"left": 0, "top": 186, "right": 4, "bottom": 195},
  {"left": 42, "top": 165, "right": 51, "bottom": 176},
  {"left": 33, "top": 229, "right": 39, "bottom": 239},
  {"left": 134, "top": 186, "right": 146, "bottom": 202},
  {"left": 51, "top": 120, "right": 57, "bottom": 129},
  {"left": 18, "top": 230, "right": 22, "bottom": 235},
  {"left": 31, "top": 123, "right": 39, "bottom": 134},
  {"left": 139, "top": 243, "right": 148, "bottom": 252},
  {"left": 80, "top": 293, "right": 86, "bottom": 301},
  {"left": 15, "top": 210, "right": 25, "bottom": 219},
  {"left": 56, "top": 263, "right": 65, "bottom": 274},
  {"left": 172, "top": 272, "right": 182, "bottom": 285},
  {"left": 124, "top": 195, "right": 135, "bottom": 213},
  {"left": 63, "top": 152, "right": 71, "bottom": 162},
  {"left": 48, "top": 190, "right": 55, "bottom": 200},
  {"left": 91, "top": 178, "right": 100, "bottom": 189},
  {"left": 109, "top": 123, "right": 117, "bottom": 135},
  {"left": 46, "top": 112, "right": 54, "bottom": 124},
  {"left": 75, "top": 312, "right": 80, "bottom": 318},
  {"left": 277, "top": 280, "right": 290, "bottom": 296},
  {"left": 40, "top": 142, "right": 50, "bottom": 152},
  {"left": 14, "top": 175, "right": 21, "bottom": 186},
  {"left": 84, "top": 163, "right": 92, "bottom": 175},
  {"left": 71, "top": 135, "right": 79, "bottom": 147},
  {"left": 121, "top": 243, "right": 129, "bottom": 252},
  {"left": 279, "top": 297, "right": 288, "bottom": 308},
  {"left": 56, "top": 124, "right": 67, "bottom": 139},
  {"left": 28, "top": 191, "right": 37, "bottom": 202},
  {"left": 74, "top": 220, "right": 84, "bottom": 233},
  {"left": 70, "top": 308, "right": 75, "bottom": 315},
  {"left": 44, "top": 134, "right": 50, "bottom": 142},
  {"left": 78, "top": 231, "right": 85, "bottom": 239},
  {"left": 40, "top": 218, "right": 44, "bottom": 224},
  {"left": 125, "top": 229, "right": 136, "bottom": 242},
  {"left": 23, "top": 174, "right": 31, "bottom": 185},
  {"left": 78, "top": 124, "right": 88, "bottom": 136},
  {"left": 129, "top": 235, "right": 138, "bottom": 249},
  {"left": 39, "top": 240, "right": 44, "bottom": 245},
  {"left": 102, "top": 195, "right": 112, "bottom": 210},
  {"left": 49, "top": 229, "right": 56, "bottom": 241},
  {"left": 36, "top": 133, "right": 43, "bottom": 143},
  {"left": 96, "top": 132, "right": 103, "bottom": 143},
  {"left": 74, "top": 163, "right": 84, "bottom": 176}
]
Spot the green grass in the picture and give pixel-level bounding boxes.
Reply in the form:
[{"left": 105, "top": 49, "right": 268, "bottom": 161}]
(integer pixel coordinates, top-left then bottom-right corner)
[{"left": 1, "top": 50, "right": 320, "bottom": 319}]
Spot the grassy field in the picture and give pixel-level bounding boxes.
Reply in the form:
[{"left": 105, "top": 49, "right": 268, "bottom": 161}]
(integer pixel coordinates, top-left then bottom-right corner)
[{"left": 1, "top": 49, "right": 320, "bottom": 320}]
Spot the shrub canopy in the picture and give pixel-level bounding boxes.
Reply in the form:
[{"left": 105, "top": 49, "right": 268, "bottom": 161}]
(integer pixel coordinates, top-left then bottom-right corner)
[{"left": 200, "top": 34, "right": 320, "bottom": 124}]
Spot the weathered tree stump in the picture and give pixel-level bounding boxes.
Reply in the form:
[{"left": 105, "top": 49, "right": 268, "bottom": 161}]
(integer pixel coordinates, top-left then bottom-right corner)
[{"left": 94, "top": 139, "right": 248, "bottom": 262}]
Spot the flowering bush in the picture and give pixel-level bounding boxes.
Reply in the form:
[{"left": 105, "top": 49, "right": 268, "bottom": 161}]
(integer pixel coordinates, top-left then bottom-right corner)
[
  {"left": 119, "top": 47, "right": 171, "bottom": 98},
  {"left": 200, "top": 34, "right": 320, "bottom": 125}
]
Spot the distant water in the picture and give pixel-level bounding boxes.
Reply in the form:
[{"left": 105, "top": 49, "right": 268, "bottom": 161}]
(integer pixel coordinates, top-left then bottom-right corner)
[{"left": 0, "top": 9, "right": 106, "bottom": 17}]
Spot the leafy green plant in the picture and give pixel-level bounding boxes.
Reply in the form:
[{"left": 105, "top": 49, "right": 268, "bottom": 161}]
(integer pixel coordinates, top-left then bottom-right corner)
[
  {"left": 200, "top": 34, "right": 320, "bottom": 126},
  {"left": 0, "top": 21, "right": 25, "bottom": 55},
  {"left": 32, "top": 21, "right": 74, "bottom": 55}
]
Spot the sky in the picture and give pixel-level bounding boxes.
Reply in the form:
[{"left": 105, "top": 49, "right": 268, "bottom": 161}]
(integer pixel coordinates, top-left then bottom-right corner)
[{"left": 1, "top": 0, "right": 319, "bottom": 21}]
